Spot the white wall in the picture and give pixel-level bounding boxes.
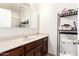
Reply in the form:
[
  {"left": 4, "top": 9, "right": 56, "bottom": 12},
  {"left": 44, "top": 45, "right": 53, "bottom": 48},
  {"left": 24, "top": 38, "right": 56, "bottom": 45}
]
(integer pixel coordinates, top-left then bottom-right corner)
[
  {"left": 39, "top": 3, "right": 77, "bottom": 55},
  {"left": 39, "top": 4, "right": 57, "bottom": 55}
]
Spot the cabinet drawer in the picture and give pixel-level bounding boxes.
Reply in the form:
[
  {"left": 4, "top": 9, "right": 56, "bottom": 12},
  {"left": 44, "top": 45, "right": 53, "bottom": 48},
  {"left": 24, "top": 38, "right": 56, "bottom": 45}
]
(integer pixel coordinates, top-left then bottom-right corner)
[
  {"left": 25, "top": 39, "right": 42, "bottom": 52},
  {"left": 1, "top": 46, "right": 24, "bottom": 56}
]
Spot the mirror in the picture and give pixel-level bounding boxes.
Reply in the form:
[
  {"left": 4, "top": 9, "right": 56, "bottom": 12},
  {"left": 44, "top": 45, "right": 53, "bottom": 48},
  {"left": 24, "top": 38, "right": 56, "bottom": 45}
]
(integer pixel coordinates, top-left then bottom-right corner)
[{"left": 0, "top": 3, "right": 39, "bottom": 29}]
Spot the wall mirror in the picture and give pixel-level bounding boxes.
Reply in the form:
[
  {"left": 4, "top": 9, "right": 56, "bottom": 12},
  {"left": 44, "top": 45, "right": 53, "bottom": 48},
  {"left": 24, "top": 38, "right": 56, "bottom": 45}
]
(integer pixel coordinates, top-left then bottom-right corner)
[{"left": 0, "top": 3, "right": 39, "bottom": 29}]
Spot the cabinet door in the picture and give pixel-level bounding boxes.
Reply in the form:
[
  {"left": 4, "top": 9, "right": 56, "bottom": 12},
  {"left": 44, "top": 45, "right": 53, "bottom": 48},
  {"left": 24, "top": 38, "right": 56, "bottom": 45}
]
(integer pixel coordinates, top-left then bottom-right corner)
[
  {"left": 34, "top": 45, "right": 42, "bottom": 56},
  {"left": 25, "top": 45, "right": 42, "bottom": 56},
  {"left": 25, "top": 49, "right": 35, "bottom": 56},
  {"left": 24, "top": 39, "right": 42, "bottom": 52},
  {"left": 42, "top": 42, "right": 48, "bottom": 56}
]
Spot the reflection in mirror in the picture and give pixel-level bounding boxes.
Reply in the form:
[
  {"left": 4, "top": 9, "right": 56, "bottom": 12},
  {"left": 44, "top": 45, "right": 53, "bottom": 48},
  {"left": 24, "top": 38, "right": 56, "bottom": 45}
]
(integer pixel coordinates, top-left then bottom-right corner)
[
  {"left": 0, "top": 3, "right": 39, "bottom": 29},
  {"left": 0, "top": 8, "right": 11, "bottom": 27},
  {"left": 19, "top": 4, "right": 31, "bottom": 28}
]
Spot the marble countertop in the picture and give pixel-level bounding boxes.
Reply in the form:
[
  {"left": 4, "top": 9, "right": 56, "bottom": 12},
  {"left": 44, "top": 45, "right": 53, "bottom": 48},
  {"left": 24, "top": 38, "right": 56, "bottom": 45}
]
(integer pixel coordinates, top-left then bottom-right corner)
[{"left": 0, "top": 33, "right": 48, "bottom": 53}]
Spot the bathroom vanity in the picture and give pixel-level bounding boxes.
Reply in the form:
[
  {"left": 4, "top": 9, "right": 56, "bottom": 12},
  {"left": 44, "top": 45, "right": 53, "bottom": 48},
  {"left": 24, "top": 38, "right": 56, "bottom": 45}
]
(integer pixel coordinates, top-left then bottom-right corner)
[{"left": 0, "top": 34, "right": 48, "bottom": 56}]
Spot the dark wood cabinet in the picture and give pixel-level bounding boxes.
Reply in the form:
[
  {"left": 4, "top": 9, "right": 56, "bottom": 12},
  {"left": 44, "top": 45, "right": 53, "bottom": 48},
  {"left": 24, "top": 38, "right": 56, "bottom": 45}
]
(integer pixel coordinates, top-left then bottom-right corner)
[
  {"left": 24, "top": 39, "right": 42, "bottom": 52},
  {"left": 25, "top": 49, "right": 35, "bottom": 56},
  {"left": 42, "top": 37, "right": 48, "bottom": 56},
  {"left": 25, "top": 45, "right": 42, "bottom": 56},
  {"left": 24, "top": 39, "right": 42, "bottom": 56},
  {"left": 42, "top": 42, "right": 48, "bottom": 55},
  {"left": 34, "top": 45, "right": 42, "bottom": 56},
  {"left": 0, "top": 36, "right": 48, "bottom": 56},
  {"left": 0, "top": 46, "right": 24, "bottom": 56}
]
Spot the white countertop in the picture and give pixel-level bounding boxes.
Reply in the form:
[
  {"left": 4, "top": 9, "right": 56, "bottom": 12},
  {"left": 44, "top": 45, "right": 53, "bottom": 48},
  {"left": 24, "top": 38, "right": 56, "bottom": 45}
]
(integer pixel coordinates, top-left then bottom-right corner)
[{"left": 0, "top": 34, "right": 48, "bottom": 53}]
